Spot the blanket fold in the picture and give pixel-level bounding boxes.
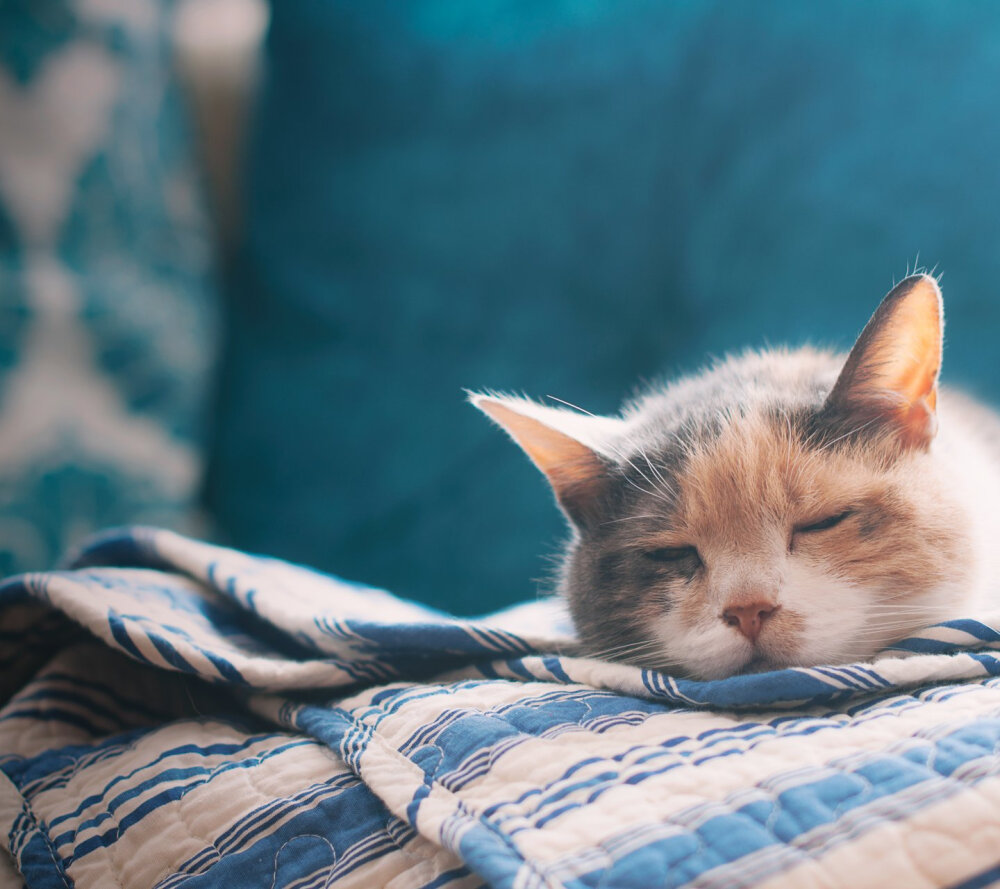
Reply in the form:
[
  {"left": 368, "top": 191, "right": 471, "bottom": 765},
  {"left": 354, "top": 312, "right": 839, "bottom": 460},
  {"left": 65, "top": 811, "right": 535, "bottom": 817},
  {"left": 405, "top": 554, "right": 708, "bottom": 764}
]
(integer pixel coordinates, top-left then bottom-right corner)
[{"left": 3, "top": 527, "right": 1000, "bottom": 888}]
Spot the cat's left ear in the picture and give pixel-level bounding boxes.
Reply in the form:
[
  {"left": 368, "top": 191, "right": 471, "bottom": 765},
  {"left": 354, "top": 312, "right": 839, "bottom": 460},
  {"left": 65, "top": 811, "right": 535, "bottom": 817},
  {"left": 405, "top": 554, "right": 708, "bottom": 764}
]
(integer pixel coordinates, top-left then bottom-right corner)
[
  {"left": 825, "top": 273, "right": 943, "bottom": 449},
  {"left": 469, "top": 393, "right": 624, "bottom": 528}
]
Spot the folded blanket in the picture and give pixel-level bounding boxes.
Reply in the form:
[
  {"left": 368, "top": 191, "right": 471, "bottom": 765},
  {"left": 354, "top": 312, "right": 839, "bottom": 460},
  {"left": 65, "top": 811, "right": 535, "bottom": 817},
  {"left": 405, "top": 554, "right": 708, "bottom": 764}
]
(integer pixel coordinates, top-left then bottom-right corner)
[{"left": 3, "top": 528, "right": 1000, "bottom": 889}]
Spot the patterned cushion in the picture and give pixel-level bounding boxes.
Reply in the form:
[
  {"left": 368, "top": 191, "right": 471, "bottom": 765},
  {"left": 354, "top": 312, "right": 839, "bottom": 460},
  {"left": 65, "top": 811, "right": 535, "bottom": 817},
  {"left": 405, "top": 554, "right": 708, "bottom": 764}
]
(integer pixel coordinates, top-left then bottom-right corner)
[{"left": 0, "top": 0, "right": 215, "bottom": 576}]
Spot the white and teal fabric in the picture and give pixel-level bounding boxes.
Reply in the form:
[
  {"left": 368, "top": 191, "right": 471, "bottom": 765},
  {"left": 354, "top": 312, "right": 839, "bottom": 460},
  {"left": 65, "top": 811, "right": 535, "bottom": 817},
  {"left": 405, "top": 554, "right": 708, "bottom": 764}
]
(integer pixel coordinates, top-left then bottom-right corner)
[
  {"left": 4, "top": 527, "right": 1000, "bottom": 887},
  {"left": 0, "top": 0, "right": 214, "bottom": 579}
]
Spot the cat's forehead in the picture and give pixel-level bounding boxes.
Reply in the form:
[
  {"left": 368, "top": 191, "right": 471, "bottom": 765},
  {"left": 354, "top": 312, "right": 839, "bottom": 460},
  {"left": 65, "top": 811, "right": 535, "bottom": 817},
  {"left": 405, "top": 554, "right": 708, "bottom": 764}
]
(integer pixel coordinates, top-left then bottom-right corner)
[
  {"left": 624, "top": 347, "right": 842, "bottom": 439},
  {"left": 611, "top": 350, "right": 897, "bottom": 529},
  {"left": 608, "top": 411, "right": 895, "bottom": 560},
  {"left": 676, "top": 410, "right": 859, "bottom": 520}
]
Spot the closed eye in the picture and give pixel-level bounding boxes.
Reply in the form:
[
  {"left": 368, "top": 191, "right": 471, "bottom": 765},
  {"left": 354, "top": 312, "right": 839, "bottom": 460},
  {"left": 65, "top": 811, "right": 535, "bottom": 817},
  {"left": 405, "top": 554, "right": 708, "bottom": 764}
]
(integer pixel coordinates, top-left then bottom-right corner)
[
  {"left": 644, "top": 545, "right": 701, "bottom": 564},
  {"left": 795, "top": 510, "right": 854, "bottom": 534}
]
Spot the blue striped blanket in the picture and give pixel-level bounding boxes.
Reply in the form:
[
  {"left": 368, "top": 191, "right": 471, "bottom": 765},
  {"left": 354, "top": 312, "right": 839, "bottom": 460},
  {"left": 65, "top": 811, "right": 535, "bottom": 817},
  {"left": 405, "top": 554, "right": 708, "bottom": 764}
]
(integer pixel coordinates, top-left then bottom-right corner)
[{"left": 4, "top": 528, "right": 1000, "bottom": 888}]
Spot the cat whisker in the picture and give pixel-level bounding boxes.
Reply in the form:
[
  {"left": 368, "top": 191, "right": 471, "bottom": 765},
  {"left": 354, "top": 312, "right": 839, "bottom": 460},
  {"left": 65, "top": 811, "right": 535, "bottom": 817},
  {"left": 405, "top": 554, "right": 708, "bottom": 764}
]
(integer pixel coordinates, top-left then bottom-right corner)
[
  {"left": 877, "top": 593, "right": 960, "bottom": 605},
  {"left": 641, "top": 450, "right": 676, "bottom": 497},
  {"left": 582, "top": 639, "right": 665, "bottom": 663},
  {"left": 602, "top": 444, "right": 673, "bottom": 503},
  {"left": 619, "top": 473, "right": 673, "bottom": 503},
  {"left": 815, "top": 417, "right": 881, "bottom": 451},
  {"left": 603, "top": 444, "right": 677, "bottom": 505},
  {"left": 609, "top": 444, "right": 676, "bottom": 504},
  {"left": 864, "top": 622, "right": 954, "bottom": 628},
  {"left": 601, "top": 515, "right": 663, "bottom": 526},
  {"left": 867, "top": 614, "right": 959, "bottom": 623},
  {"left": 845, "top": 629, "right": 939, "bottom": 643},
  {"left": 631, "top": 440, "right": 677, "bottom": 497},
  {"left": 583, "top": 638, "right": 661, "bottom": 657},
  {"left": 853, "top": 616, "right": 947, "bottom": 626},
  {"left": 543, "top": 395, "right": 674, "bottom": 502},
  {"left": 546, "top": 395, "right": 600, "bottom": 418}
]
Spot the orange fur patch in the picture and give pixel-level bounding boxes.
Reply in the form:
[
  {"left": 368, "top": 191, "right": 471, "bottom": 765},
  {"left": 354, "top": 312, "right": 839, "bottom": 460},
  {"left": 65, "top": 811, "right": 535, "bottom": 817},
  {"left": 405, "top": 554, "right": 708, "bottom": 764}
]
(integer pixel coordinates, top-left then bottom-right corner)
[{"left": 679, "top": 411, "right": 966, "bottom": 606}]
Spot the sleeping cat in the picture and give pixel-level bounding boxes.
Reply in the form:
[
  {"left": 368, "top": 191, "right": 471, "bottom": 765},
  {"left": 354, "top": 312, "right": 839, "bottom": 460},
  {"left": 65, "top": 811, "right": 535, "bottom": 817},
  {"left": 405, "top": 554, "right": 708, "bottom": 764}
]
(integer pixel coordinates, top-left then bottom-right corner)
[{"left": 471, "top": 274, "right": 1000, "bottom": 679}]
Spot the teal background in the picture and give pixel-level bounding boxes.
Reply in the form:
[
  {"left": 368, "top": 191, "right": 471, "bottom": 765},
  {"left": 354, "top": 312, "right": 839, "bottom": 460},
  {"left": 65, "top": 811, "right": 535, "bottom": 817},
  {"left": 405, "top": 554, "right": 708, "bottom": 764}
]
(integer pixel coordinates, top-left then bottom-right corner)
[{"left": 207, "top": 1, "right": 1000, "bottom": 613}]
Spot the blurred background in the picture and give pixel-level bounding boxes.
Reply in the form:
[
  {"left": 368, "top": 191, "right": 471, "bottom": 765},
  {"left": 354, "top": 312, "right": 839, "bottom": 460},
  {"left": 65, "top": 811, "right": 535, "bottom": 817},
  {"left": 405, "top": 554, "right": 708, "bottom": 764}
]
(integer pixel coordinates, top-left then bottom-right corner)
[{"left": 2, "top": 0, "right": 999, "bottom": 615}]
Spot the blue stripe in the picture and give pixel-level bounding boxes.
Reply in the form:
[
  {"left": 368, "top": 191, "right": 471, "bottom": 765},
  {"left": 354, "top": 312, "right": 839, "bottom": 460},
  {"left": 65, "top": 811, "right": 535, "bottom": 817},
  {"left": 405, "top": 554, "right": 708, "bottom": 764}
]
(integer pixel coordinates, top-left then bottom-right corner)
[
  {"left": 122, "top": 775, "right": 400, "bottom": 887},
  {"left": 849, "top": 664, "right": 893, "bottom": 687},
  {"left": 420, "top": 866, "right": 476, "bottom": 889},
  {"left": 10, "top": 687, "right": 147, "bottom": 730},
  {"left": 106, "top": 612, "right": 144, "bottom": 661},
  {"left": 7, "top": 829, "right": 71, "bottom": 889},
  {"left": 493, "top": 710, "right": 1000, "bottom": 840},
  {"left": 537, "top": 717, "right": 1000, "bottom": 889},
  {"left": 43, "top": 732, "right": 297, "bottom": 829},
  {"left": 432, "top": 679, "right": 986, "bottom": 800},
  {"left": 33, "top": 672, "right": 172, "bottom": 722},
  {"left": 142, "top": 621, "right": 248, "bottom": 685},
  {"left": 937, "top": 619, "right": 1000, "bottom": 642},
  {"left": 542, "top": 656, "right": 572, "bottom": 683},
  {"left": 950, "top": 863, "right": 1000, "bottom": 889},
  {"left": 146, "top": 631, "right": 204, "bottom": 675},
  {"left": 214, "top": 780, "right": 355, "bottom": 856},
  {"left": 969, "top": 653, "right": 1000, "bottom": 676},
  {"left": 66, "top": 528, "right": 164, "bottom": 571},
  {"left": 56, "top": 740, "right": 315, "bottom": 855},
  {"left": 1, "top": 706, "right": 110, "bottom": 738},
  {"left": 163, "top": 779, "right": 356, "bottom": 883},
  {"left": 9, "top": 729, "right": 155, "bottom": 791}
]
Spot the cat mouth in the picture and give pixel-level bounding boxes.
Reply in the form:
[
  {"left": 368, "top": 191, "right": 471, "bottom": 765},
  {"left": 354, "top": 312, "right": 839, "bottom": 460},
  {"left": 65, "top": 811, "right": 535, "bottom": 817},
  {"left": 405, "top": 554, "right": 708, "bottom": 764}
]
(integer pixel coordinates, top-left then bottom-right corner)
[{"left": 739, "top": 655, "right": 782, "bottom": 675}]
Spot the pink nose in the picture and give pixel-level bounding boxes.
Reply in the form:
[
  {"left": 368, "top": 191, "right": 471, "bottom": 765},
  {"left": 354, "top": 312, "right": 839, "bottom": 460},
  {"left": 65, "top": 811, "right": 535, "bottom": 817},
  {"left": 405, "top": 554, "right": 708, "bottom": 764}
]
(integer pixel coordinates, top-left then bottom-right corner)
[{"left": 722, "top": 602, "right": 779, "bottom": 643}]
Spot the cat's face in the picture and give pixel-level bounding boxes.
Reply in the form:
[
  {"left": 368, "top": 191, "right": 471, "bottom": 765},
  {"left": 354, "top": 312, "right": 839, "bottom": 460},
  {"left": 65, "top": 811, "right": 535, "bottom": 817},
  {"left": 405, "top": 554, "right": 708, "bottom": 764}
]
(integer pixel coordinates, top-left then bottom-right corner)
[
  {"left": 473, "top": 274, "right": 974, "bottom": 678},
  {"left": 560, "top": 401, "right": 970, "bottom": 678}
]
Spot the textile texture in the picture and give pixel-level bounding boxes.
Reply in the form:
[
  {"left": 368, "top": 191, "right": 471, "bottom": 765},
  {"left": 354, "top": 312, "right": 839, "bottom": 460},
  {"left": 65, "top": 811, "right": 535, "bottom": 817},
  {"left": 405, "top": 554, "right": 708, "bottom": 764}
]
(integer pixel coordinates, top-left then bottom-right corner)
[{"left": 4, "top": 527, "right": 1000, "bottom": 887}]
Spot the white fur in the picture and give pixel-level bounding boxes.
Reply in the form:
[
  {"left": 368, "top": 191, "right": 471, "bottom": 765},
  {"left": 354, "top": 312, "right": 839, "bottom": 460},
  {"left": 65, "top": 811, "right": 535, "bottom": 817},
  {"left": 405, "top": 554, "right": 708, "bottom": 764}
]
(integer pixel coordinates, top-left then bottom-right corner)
[
  {"left": 651, "top": 555, "right": 960, "bottom": 680},
  {"left": 468, "top": 392, "right": 631, "bottom": 459}
]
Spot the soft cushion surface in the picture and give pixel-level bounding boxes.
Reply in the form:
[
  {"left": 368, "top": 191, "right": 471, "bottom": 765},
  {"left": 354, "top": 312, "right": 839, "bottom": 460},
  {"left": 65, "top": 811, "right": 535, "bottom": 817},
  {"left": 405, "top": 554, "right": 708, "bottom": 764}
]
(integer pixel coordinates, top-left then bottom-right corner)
[
  {"left": 212, "top": 1, "right": 1000, "bottom": 612},
  {"left": 0, "top": 0, "right": 215, "bottom": 576}
]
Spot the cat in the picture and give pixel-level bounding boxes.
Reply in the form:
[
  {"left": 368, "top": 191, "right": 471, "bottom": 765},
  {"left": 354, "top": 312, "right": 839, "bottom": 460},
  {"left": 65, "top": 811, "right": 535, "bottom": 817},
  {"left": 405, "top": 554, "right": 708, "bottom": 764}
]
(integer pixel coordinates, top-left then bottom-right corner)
[{"left": 471, "top": 274, "right": 1000, "bottom": 679}]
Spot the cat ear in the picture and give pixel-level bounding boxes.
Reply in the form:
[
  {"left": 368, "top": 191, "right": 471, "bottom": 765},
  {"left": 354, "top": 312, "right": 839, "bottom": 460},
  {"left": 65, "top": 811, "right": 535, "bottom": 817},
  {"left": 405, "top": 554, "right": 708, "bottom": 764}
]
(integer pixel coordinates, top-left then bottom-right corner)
[
  {"left": 825, "top": 273, "right": 943, "bottom": 449},
  {"left": 469, "top": 393, "right": 621, "bottom": 528}
]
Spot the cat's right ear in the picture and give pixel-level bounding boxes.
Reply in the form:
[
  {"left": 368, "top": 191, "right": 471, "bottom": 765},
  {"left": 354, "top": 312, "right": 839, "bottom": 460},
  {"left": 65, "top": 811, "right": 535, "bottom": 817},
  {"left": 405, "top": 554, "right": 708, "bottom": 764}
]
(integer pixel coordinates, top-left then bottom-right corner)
[
  {"left": 824, "top": 273, "right": 943, "bottom": 450},
  {"left": 469, "top": 393, "right": 621, "bottom": 528}
]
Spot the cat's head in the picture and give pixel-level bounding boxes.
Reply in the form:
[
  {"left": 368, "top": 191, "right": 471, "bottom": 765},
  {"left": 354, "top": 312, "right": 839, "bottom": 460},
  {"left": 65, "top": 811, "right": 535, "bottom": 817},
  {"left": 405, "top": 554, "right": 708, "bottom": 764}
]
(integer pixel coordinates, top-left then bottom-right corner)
[{"left": 472, "top": 274, "right": 977, "bottom": 678}]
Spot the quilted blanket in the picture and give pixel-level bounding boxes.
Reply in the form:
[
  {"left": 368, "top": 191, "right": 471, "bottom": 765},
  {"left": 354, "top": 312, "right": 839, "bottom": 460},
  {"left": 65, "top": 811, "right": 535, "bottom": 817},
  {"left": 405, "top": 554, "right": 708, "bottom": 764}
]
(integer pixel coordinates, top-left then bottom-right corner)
[{"left": 3, "top": 529, "right": 1000, "bottom": 888}]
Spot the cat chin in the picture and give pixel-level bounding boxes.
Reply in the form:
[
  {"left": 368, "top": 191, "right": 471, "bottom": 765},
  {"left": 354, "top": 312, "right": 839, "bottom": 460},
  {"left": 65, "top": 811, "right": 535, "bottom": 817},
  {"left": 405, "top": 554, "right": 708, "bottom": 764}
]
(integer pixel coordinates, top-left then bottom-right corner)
[
  {"left": 645, "top": 564, "right": 869, "bottom": 680},
  {"left": 669, "top": 647, "right": 840, "bottom": 681},
  {"left": 648, "top": 622, "right": 765, "bottom": 680},
  {"left": 737, "top": 656, "right": 786, "bottom": 675}
]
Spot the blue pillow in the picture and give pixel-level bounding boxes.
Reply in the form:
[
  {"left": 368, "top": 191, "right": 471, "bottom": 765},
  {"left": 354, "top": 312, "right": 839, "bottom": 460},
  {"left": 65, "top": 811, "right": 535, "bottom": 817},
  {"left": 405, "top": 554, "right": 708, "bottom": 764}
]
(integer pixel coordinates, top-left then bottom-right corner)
[
  {"left": 211, "top": 1, "right": 1000, "bottom": 613},
  {"left": 0, "top": 0, "right": 215, "bottom": 575}
]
